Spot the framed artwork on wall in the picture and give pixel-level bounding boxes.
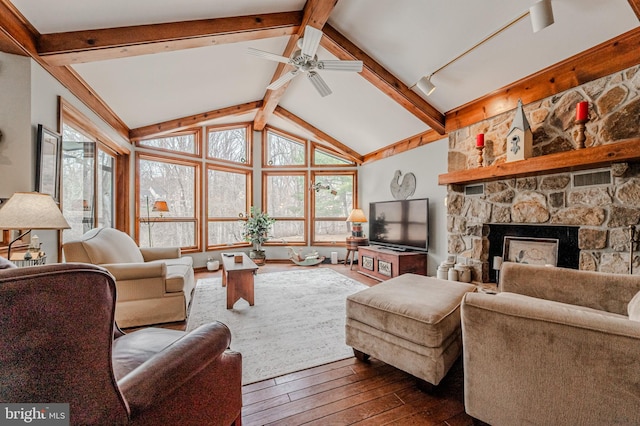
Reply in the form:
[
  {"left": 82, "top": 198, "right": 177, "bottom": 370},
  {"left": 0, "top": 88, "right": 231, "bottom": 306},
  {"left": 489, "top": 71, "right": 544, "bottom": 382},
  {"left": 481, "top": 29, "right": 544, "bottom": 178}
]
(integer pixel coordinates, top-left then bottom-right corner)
[{"left": 36, "top": 124, "right": 62, "bottom": 203}]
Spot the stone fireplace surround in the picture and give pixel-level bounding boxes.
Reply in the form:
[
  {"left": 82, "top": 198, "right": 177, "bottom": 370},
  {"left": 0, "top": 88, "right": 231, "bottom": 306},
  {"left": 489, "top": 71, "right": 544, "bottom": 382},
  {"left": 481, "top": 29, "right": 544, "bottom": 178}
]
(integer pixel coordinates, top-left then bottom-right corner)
[{"left": 445, "top": 65, "right": 640, "bottom": 282}]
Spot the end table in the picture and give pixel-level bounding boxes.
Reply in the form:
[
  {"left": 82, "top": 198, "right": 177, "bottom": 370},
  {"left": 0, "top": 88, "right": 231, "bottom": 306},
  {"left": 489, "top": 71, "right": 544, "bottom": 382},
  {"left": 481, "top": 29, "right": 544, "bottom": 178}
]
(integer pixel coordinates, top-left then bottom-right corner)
[{"left": 345, "top": 237, "right": 369, "bottom": 270}]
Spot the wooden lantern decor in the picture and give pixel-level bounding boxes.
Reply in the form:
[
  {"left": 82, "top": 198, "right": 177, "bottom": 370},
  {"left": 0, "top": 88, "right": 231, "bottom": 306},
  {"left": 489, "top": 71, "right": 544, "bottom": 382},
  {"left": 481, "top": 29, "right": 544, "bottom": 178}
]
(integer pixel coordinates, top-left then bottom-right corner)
[{"left": 506, "top": 99, "right": 533, "bottom": 163}]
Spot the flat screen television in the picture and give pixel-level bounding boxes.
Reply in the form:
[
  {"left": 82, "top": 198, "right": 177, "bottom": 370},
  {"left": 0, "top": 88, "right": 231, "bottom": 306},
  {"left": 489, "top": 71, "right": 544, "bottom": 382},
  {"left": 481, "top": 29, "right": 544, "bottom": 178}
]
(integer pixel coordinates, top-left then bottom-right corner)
[{"left": 368, "top": 198, "right": 429, "bottom": 252}]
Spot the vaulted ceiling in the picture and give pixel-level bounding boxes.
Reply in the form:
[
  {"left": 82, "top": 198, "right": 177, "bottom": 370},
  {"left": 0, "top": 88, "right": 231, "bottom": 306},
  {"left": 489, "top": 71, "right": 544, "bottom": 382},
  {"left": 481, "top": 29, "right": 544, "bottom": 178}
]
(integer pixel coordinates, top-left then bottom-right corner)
[{"left": 1, "top": 0, "right": 639, "bottom": 164}]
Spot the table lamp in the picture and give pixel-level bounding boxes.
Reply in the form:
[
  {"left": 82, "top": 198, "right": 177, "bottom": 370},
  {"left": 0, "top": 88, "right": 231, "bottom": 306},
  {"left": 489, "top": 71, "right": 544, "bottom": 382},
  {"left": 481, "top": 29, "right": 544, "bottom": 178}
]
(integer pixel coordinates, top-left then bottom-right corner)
[
  {"left": 346, "top": 208, "right": 367, "bottom": 238},
  {"left": 0, "top": 192, "right": 71, "bottom": 260}
]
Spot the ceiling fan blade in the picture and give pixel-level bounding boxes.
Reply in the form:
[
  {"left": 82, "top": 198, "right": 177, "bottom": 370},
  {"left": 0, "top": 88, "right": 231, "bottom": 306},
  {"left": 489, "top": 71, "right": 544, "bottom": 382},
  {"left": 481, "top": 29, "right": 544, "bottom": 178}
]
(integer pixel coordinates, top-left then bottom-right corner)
[
  {"left": 267, "top": 70, "right": 299, "bottom": 90},
  {"left": 301, "top": 25, "right": 323, "bottom": 58},
  {"left": 317, "top": 60, "right": 363, "bottom": 72},
  {"left": 307, "top": 71, "right": 332, "bottom": 97},
  {"left": 247, "top": 48, "right": 291, "bottom": 64}
]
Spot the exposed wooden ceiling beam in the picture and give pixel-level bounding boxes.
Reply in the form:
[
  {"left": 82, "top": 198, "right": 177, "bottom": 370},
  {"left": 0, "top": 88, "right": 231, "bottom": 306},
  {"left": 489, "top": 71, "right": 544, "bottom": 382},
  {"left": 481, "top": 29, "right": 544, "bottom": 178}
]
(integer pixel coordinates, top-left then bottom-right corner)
[
  {"left": 129, "top": 100, "right": 263, "bottom": 141},
  {"left": 274, "top": 105, "right": 363, "bottom": 164},
  {"left": 362, "top": 130, "right": 446, "bottom": 164},
  {"left": 253, "top": 0, "right": 338, "bottom": 131},
  {"left": 445, "top": 26, "right": 640, "bottom": 133},
  {"left": 320, "top": 24, "right": 446, "bottom": 135},
  {"left": 628, "top": 0, "right": 640, "bottom": 18},
  {"left": 38, "top": 11, "right": 303, "bottom": 66},
  {"left": 0, "top": 0, "right": 129, "bottom": 139}
]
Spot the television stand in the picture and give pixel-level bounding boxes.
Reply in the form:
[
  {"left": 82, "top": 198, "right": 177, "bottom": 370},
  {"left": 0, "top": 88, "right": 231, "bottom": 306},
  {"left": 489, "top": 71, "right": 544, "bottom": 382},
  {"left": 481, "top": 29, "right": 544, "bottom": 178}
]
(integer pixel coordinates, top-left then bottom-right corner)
[{"left": 357, "top": 246, "right": 427, "bottom": 281}]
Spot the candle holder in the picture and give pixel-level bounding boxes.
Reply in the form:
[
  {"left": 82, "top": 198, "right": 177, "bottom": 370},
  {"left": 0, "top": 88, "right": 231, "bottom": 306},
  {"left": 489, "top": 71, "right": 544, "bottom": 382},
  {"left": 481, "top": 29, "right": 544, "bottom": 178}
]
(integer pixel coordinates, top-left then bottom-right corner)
[
  {"left": 476, "top": 145, "right": 485, "bottom": 167},
  {"left": 574, "top": 118, "right": 588, "bottom": 149}
]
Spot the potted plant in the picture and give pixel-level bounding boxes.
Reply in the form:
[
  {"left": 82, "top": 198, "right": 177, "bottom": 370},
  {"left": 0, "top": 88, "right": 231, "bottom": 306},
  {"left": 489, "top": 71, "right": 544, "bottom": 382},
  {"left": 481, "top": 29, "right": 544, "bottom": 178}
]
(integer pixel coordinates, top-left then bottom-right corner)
[{"left": 242, "top": 206, "right": 275, "bottom": 264}]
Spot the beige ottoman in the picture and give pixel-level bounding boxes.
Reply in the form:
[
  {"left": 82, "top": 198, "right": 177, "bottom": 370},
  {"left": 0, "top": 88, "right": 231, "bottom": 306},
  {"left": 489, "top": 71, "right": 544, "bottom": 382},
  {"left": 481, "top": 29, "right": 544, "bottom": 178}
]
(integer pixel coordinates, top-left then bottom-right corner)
[{"left": 346, "top": 273, "right": 476, "bottom": 389}]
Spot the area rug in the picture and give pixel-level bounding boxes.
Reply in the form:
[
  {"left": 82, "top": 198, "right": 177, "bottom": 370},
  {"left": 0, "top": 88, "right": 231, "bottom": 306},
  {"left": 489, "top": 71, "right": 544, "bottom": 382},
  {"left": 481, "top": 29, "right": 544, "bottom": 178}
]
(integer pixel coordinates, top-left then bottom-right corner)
[{"left": 186, "top": 268, "right": 368, "bottom": 385}]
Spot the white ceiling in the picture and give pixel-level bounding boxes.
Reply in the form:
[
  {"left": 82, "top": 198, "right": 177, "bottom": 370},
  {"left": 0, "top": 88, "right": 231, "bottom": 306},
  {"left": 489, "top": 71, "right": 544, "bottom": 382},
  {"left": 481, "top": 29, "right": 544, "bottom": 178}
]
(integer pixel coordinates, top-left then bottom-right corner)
[{"left": 9, "top": 0, "right": 639, "bottom": 156}]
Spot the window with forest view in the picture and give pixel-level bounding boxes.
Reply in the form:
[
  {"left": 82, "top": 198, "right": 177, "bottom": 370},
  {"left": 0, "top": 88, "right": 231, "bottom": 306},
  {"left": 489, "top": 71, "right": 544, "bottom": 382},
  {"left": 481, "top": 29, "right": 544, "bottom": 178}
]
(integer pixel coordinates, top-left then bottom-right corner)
[
  {"left": 264, "top": 128, "right": 306, "bottom": 166},
  {"left": 265, "top": 172, "right": 306, "bottom": 243},
  {"left": 207, "top": 124, "right": 250, "bottom": 164},
  {"left": 313, "top": 146, "right": 355, "bottom": 166},
  {"left": 137, "top": 154, "right": 199, "bottom": 249},
  {"left": 312, "top": 172, "right": 355, "bottom": 243},
  {"left": 207, "top": 166, "right": 251, "bottom": 247},
  {"left": 136, "top": 130, "right": 199, "bottom": 156}
]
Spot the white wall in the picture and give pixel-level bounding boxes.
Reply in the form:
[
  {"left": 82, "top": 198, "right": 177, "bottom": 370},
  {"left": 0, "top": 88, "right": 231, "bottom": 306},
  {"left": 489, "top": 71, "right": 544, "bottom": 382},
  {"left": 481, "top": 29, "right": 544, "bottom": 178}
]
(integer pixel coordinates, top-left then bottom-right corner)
[
  {"left": 0, "top": 53, "right": 32, "bottom": 199},
  {"left": 359, "top": 138, "right": 449, "bottom": 276}
]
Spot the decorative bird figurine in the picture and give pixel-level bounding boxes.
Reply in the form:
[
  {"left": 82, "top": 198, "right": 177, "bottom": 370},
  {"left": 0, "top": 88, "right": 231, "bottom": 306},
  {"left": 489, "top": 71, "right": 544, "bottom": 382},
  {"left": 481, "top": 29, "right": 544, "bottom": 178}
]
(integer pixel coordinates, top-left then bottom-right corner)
[{"left": 390, "top": 170, "right": 416, "bottom": 200}]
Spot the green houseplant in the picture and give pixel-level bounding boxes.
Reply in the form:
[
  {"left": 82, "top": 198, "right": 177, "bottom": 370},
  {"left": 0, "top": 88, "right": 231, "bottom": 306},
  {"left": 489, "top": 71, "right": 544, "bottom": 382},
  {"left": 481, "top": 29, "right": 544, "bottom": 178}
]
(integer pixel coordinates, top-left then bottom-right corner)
[{"left": 242, "top": 207, "right": 275, "bottom": 263}]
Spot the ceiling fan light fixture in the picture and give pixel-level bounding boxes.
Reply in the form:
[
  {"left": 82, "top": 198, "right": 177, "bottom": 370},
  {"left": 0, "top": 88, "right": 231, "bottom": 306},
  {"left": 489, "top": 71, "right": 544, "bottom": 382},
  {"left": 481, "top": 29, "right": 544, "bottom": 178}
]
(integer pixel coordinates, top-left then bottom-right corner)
[
  {"left": 416, "top": 75, "right": 436, "bottom": 96},
  {"left": 530, "top": 0, "right": 554, "bottom": 33}
]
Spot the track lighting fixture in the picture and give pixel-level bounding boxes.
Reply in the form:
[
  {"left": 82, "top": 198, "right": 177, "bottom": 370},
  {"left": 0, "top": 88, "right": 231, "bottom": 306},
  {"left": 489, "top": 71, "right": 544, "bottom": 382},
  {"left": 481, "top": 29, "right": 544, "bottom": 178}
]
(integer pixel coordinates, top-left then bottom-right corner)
[{"left": 413, "top": 0, "right": 554, "bottom": 97}]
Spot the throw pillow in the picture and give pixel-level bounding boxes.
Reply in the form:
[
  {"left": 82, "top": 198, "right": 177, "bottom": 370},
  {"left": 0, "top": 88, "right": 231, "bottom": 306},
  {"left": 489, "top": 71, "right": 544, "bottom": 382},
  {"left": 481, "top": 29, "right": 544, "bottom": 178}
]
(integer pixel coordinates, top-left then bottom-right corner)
[
  {"left": 0, "top": 256, "right": 17, "bottom": 269},
  {"left": 628, "top": 290, "right": 640, "bottom": 322}
]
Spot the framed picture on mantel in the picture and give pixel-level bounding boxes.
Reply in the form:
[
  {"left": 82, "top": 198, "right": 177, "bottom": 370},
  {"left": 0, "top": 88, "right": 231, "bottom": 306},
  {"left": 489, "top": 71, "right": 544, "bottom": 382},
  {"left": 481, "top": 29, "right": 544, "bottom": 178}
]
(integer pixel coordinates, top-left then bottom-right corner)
[{"left": 503, "top": 236, "right": 559, "bottom": 266}]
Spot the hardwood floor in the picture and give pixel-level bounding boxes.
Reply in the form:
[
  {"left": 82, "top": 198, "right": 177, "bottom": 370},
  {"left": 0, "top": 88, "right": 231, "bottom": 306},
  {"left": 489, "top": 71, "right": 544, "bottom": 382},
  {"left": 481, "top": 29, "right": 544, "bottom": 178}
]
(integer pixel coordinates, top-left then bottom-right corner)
[{"left": 127, "top": 262, "right": 475, "bottom": 425}]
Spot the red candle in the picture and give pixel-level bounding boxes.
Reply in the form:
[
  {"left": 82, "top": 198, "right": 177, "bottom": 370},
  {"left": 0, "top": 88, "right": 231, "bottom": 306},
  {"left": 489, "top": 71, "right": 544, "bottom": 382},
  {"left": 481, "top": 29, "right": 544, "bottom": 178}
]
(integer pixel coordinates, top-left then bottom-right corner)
[
  {"left": 476, "top": 134, "right": 485, "bottom": 147},
  {"left": 576, "top": 101, "right": 589, "bottom": 121}
]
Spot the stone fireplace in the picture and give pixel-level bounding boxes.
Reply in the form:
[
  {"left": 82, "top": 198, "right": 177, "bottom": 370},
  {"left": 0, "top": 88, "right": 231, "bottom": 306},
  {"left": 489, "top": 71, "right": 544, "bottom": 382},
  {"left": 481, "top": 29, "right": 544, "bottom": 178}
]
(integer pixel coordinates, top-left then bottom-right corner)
[{"left": 444, "top": 64, "right": 640, "bottom": 282}]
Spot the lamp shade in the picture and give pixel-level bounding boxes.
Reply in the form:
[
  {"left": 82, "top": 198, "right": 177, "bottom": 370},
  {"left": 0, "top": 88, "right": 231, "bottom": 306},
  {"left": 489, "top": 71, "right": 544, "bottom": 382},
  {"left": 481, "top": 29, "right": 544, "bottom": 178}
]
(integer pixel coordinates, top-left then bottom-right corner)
[
  {"left": 530, "top": 0, "right": 554, "bottom": 33},
  {"left": 0, "top": 192, "right": 70, "bottom": 230},
  {"left": 152, "top": 200, "right": 169, "bottom": 212},
  {"left": 346, "top": 208, "right": 367, "bottom": 223}
]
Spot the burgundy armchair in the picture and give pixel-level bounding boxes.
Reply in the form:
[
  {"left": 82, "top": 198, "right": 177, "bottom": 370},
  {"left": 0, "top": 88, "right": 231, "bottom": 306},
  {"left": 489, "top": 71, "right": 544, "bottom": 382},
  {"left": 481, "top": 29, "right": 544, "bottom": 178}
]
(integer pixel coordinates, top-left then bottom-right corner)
[{"left": 0, "top": 263, "right": 242, "bottom": 425}]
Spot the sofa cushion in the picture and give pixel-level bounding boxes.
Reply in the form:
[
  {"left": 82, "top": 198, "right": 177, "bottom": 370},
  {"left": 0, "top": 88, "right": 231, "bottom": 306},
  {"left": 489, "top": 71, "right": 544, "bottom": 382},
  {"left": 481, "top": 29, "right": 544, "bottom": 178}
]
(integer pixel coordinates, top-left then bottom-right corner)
[
  {"left": 75, "top": 228, "right": 144, "bottom": 264},
  {"left": 165, "top": 257, "right": 193, "bottom": 293},
  {"left": 346, "top": 274, "right": 476, "bottom": 348},
  {"left": 628, "top": 290, "right": 640, "bottom": 322}
]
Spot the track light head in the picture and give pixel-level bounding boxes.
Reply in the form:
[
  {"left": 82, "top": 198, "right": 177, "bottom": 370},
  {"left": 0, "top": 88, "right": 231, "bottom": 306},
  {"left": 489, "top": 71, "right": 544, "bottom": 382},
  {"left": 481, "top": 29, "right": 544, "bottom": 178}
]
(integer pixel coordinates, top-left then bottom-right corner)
[
  {"left": 415, "top": 75, "right": 436, "bottom": 96},
  {"left": 530, "top": 0, "right": 554, "bottom": 33}
]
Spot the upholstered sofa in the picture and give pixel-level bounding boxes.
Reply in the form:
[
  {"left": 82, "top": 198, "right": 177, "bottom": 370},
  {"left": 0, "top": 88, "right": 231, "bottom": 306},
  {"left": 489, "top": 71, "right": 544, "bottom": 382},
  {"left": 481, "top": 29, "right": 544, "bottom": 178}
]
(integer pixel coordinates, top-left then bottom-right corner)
[
  {"left": 0, "top": 263, "right": 242, "bottom": 425},
  {"left": 63, "top": 227, "right": 195, "bottom": 328},
  {"left": 461, "top": 262, "right": 640, "bottom": 425}
]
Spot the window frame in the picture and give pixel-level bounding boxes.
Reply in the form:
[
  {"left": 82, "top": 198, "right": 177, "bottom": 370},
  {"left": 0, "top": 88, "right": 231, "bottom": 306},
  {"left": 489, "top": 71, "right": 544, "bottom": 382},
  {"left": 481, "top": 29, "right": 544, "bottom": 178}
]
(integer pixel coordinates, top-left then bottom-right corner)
[
  {"left": 262, "top": 126, "right": 308, "bottom": 168},
  {"left": 135, "top": 151, "right": 201, "bottom": 253},
  {"left": 205, "top": 163, "right": 253, "bottom": 250},
  {"left": 311, "top": 142, "right": 356, "bottom": 167},
  {"left": 262, "top": 170, "right": 309, "bottom": 246},
  {"left": 310, "top": 170, "right": 358, "bottom": 246},
  {"left": 205, "top": 123, "right": 253, "bottom": 167},
  {"left": 134, "top": 128, "right": 202, "bottom": 158}
]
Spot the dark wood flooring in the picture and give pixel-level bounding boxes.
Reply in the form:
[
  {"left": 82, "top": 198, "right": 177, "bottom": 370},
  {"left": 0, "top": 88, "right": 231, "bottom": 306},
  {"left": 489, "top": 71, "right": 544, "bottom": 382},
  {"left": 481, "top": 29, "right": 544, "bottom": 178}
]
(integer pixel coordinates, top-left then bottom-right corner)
[{"left": 125, "top": 262, "right": 475, "bottom": 425}]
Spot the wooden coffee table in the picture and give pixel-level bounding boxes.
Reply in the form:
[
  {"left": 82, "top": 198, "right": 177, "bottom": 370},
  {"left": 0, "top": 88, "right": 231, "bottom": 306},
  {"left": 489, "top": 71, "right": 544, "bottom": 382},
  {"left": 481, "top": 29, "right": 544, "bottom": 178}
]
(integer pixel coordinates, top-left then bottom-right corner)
[{"left": 221, "top": 252, "right": 259, "bottom": 309}]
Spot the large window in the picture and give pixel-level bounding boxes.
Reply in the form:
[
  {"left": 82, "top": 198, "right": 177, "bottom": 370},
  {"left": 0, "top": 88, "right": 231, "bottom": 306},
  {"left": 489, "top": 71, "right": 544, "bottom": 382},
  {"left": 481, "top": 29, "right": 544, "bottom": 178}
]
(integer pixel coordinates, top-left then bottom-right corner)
[
  {"left": 207, "top": 124, "right": 251, "bottom": 165},
  {"left": 311, "top": 171, "right": 355, "bottom": 243},
  {"left": 60, "top": 98, "right": 128, "bottom": 247},
  {"left": 137, "top": 153, "right": 200, "bottom": 249},
  {"left": 136, "top": 129, "right": 200, "bottom": 157},
  {"left": 263, "top": 127, "right": 306, "bottom": 167},
  {"left": 206, "top": 165, "right": 251, "bottom": 248},
  {"left": 264, "top": 172, "right": 307, "bottom": 244}
]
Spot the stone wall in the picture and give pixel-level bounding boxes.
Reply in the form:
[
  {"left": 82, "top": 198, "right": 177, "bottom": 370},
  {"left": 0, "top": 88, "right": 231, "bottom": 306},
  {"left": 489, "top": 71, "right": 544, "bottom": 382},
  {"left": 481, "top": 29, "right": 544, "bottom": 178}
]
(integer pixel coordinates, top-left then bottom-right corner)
[{"left": 446, "top": 65, "right": 640, "bottom": 280}]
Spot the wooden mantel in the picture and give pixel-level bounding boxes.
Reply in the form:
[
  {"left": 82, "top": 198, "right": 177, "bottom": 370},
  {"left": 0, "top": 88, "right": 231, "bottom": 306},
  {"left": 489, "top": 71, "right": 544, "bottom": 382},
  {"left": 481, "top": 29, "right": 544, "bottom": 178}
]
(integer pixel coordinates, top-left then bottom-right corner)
[{"left": 438, "top": 138, "right": 640, "bottom": 186}]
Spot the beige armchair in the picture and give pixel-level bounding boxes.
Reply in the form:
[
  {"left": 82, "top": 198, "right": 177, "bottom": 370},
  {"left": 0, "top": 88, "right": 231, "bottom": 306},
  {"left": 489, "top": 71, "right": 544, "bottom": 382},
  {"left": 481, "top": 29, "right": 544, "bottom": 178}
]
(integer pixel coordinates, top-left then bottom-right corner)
[
  {"left": 63, "top": 227, "right": 195, "bottom": 328},
  {"left": 461, "top": 262, "right": 640, "bottom": 426}
]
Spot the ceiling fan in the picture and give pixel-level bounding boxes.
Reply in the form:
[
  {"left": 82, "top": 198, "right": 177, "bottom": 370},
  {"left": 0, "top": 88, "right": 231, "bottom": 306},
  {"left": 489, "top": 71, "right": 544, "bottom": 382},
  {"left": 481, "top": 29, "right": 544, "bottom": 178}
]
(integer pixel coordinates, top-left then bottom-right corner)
[{"left": 247, "top": 25, "right": 363, "bottom": 97}]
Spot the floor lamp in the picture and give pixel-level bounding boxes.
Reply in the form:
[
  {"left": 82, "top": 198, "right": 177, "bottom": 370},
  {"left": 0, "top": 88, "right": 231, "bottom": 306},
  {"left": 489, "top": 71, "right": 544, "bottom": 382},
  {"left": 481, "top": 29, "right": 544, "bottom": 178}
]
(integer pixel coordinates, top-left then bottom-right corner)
[
  {"left": 145, "top": 197, "right": 169, "bottom": 247},
  {"left": 0, "top": 192, "right": 70, "bottom": 260}
]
